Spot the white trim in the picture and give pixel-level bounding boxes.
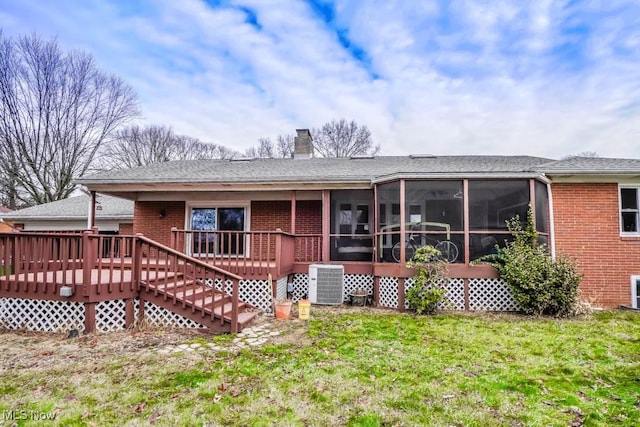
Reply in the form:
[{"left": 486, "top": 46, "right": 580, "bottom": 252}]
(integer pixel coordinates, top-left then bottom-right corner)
[
  {"left": 548, "top": 182, "right": 556, "bottom": 259},
  {"left": 618, "top": 184, "right": 640, "bottom": 237},
  {"left": 87, "top": 195, "right": 94, "bottom": 230},
  {"left": 631, "top": 276, "right": 639, "bottom": 309},
  {"left": 184, "top": 202, "right": 251, "bottom": 258},
  {"left": 184, "top": 201, "right": 251, "bottom": 232}
]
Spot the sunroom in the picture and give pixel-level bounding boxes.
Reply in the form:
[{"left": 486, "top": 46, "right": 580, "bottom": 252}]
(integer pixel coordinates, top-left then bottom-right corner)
[{"left": 330, "top": 177, "right": 550, "bottom": 270}]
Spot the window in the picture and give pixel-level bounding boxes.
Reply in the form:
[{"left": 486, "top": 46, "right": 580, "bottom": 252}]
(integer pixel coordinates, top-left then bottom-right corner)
[
  {"left": 189, "top": 206, "right": 246, "bottom": 256},
  {"left": 631, "top": 276, "right": 640, "bottom": 308},
  {"left": 620, "top": 187, "right": 640, "bottom": 234}
]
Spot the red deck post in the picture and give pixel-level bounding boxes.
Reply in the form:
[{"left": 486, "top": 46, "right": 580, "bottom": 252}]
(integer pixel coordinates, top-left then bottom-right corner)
[
  {"left": 84, "top": 302, "right": 96, "bottom": 333},
  {"left": 322, "top": 190, "right": 330, "bottom": 262},
  {"left": 170, "top": 227, "right": 177, "bottom": 250},
  {"left": 274, "top": 230, "right": 282, "bottom": 277},
  {"left": 231, "top": 278, "right": 239, "bottom": 334},
  {"left": 81, "top": 230, "right": 94, "bottom": 297},
  {"left": 125, "top": 298, "right": 135, "bottom": 328},
  {"left": 398, "top": 278, "right": 405, "bottom": 311},
  {"left": 132, "top": 234, "right": 143, "bottom": 290},
  {"left": 373, "top": 276, "right": 380, "bottom": 307}
]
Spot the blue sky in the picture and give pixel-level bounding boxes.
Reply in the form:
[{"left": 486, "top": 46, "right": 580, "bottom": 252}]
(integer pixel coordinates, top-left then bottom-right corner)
[{"left": 1, "top": 0, "right": 639, "bottom": 158}]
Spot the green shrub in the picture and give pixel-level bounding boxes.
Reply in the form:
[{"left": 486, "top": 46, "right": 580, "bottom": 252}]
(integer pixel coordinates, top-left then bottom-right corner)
[
  {"left": 485, "top": 208, "right": 582, "bottom": 317},
  {"left": 406, "top": 245, "right": 448, "bottom": 314}
]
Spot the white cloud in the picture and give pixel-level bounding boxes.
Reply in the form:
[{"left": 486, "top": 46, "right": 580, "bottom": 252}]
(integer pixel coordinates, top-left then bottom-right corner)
[{"left": 1, "top": 0, "right": 639, "bottom": 158}]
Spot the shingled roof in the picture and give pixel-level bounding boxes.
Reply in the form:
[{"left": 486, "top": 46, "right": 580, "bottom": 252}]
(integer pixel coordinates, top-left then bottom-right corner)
[
  {"left": 536, "top": 156, "right": 640, "bottom": 174},
  {"left": 77, "top": 155, "right": 554, "bottom": 185},
  {"left": 0, "top": 194, "right": 133, "bottom": 221}
]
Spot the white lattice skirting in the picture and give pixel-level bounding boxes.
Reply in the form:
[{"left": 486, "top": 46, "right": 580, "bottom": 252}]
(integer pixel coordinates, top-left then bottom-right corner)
[
  {"left": 379, "top": 277, "right": 519, "bottom": 311},
  {"left": 403, "top": 278, "right": 466, "bottom": 310},
  {"left": 201, "top": 278, "right": 275, "bottom": 314},
  {"left": 0, "top": 297, "right": 85, "bottom": 332},
  {"left": 468, "top": 278, "right": 521, "bottom": 311},
  {"left": 0, "top": 278, "right": 521, "bottom": 333},
  {"left": 138, "top": 299, "right": 204, "bottom": 329}
]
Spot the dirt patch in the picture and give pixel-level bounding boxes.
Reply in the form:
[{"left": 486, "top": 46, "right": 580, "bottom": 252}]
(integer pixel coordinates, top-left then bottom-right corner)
[{"left": 0, "top": 305, "right": 397, "bottom": 374}]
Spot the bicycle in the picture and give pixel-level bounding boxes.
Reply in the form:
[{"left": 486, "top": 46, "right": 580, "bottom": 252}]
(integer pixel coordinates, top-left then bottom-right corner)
[{"left": 391, "top": 232, "right": 459, "bottom": 263}]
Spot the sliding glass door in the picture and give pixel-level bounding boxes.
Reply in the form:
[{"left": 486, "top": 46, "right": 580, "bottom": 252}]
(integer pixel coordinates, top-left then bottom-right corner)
[{"left": 190, "top": 207, "right": 245, "bottom": 256}]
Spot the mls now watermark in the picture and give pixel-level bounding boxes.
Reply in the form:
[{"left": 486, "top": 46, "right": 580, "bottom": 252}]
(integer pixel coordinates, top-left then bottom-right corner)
[{"left": 2, "top": 410, "right": 57, "bottom": 421}]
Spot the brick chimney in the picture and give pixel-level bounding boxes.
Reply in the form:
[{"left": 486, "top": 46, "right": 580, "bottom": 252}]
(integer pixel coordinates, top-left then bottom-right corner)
[{"left": 294, "top": 129, "right": 313, "bottom": 159}]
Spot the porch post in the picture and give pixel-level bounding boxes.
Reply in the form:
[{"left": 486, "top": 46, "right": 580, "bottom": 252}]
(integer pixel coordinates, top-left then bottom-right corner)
[
  {"left": 290, "top": 191, "right": 297, "bottom": 234},
  {"left": 88, "top": 191, "right": 97, "bottom": 229},
  {"left": 463, "top": 179, "right": 470, "bottom": 265},
  {"left": 373, "top": 184, "right": 379, "bottom": 262},
  {"left": 399, "top": 180, "right": 406, "bottom": 264},
  {"left": 529, "top": 179, "right": 536, "bottom": 227},
  {"left": 322, "top": 190, "right": 330, "bottom": 263}
]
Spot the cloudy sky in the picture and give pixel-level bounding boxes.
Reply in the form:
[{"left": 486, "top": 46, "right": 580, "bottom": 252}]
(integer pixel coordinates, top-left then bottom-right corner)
[{"left": 1, "top": 0, "right": 639, "bottom": 159}]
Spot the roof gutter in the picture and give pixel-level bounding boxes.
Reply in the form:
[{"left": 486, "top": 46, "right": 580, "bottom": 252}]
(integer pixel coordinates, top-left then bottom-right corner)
[{"left": 372, "top": 172, "right": 547, "bottom": 184}]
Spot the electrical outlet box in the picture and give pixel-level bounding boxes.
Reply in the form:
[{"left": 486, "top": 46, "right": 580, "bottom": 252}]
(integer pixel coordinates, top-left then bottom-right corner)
[{"left": 60, "top": 286, "right": 74, "bottom": 297}]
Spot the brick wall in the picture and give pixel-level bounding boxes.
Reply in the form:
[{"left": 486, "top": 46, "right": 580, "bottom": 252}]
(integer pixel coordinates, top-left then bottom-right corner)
[
  {"left": 250, "top": 200, "right": 323, "bottom": 261},
  {"left": 133, "top": 201, "right": 185, "bottom": 247},
  {"left": 295, "top": 200, "right": 322, "bottom": 234},
  {"left": 553, "top": 183, "right": 639, "bottom": 308},
  {"left": 249, "top": 200, "right": 322, "bottom": 233},
  {"left": 118, "top": 223, "right": 133, "bottom": 235},
  {"left": 251, "top": 201, "right": 291, "bottom": 232}
]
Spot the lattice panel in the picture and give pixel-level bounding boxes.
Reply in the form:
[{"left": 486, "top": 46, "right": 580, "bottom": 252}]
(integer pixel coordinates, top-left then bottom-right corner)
[
  {"left": 276, "top": 277, "right": 287, "bottom": 302},
  {"left": 142, "top": 300, "right": 204, "bottom": 329},
  {"left": 343, "top": 274, "right": 374, "bottom": 299},
  {"left": 0, "top": 297, "right": 85, "bottom": 332},
  {"left": 96, "top": 300, "right": 126, "bottom": 332},
  {"left": 403, "top": 278, "right": 465, "bottom": 310},
  {"left": 379, "top": 277, "right": 399, "bottom": 308},
  {"left": 444, "top": 278, "right": 465, "bottom": 310},
  {"left": 469, "top": 278, "right": 520, "bottom": 311},
  {"left": 239, "top": 279, "right": 273, "bottom": 314},
  {"left": 291, "top": 273, "right": 309, "bottom": 302}
]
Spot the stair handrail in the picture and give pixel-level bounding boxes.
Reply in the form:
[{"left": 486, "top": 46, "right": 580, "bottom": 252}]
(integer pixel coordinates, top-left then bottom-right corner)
[{"left": 134, "top": 234, "right": 242, "bottom": 332}]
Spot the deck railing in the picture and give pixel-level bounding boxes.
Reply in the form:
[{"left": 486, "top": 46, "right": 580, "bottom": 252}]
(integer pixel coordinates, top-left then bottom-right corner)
[
  {"left": 0, "top": 231, "right": 85, "bottom": 293},
  {"left": 293, "top": 234, "right": 322, "bottom": 263},
  {"left": 84, "top": 232, "right": 136, "bottom": 296},
  {"left": 171, "top": 228, "right": 308, "bottom": 276}
]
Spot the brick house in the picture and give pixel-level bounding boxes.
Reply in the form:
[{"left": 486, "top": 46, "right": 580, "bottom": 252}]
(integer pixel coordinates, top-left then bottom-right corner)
[{"left": 74, "top": 130, "right": 640, "bottom": 311}]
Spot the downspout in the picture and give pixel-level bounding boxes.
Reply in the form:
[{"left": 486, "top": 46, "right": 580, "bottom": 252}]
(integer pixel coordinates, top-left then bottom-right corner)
[{"left": 547, "top": 181, "right": 556, "bottom": 260}]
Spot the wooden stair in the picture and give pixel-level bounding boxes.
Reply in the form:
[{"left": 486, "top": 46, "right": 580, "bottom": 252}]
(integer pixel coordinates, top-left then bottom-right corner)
[{"left": 140, "top": 273, "right": 259, "bottom": 334}]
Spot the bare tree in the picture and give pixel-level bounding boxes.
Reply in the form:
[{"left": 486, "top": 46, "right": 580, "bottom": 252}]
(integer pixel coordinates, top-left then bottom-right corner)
[
  {"left": 312, "top": 119, "right": 379, "bottom": 158},
  {"left": 245, "top": 134, "right": 294, "bottom": 158},
  {"left": 96, "top": 124, "right": 237, "bottom": 170},
  {"left": 0, "top": 31, "right": 138, "bottom": 207}
]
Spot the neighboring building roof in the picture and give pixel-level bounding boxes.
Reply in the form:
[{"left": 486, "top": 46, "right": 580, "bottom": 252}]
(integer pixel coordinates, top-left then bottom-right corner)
[
  {"left": 76, "top": 155, "right": 554, "bottom": 186},
  {"left": 0, "top": 207, "right": 11, "bottom": 214},
  {"left": 0, "top": 194, "right": 134, "bottom": 222}
]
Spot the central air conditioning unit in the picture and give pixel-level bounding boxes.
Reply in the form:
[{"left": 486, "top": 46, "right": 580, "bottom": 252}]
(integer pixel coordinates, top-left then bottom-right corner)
[{"left": 308, "top": 264, "right": 344, "bottom": 305}]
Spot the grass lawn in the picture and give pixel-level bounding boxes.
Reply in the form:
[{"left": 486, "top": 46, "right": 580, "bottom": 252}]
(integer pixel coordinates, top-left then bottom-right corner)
[{"left": 1, "top": 309, "right": 639, "bottom": 426}]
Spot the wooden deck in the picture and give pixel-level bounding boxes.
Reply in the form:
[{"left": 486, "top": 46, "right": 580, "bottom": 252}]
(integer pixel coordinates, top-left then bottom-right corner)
[{"left": 0, "top": 231, "right": 260, "bottom": 333}]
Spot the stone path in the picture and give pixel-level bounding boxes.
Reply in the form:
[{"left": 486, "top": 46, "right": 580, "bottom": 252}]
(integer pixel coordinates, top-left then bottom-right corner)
[{"left": 157, "top": 323, "right": 281, "bottom": 354}]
